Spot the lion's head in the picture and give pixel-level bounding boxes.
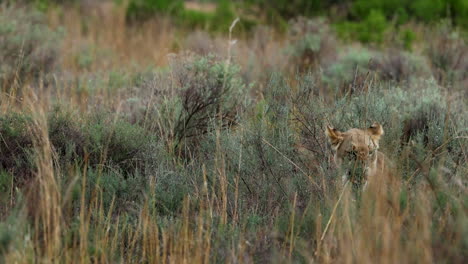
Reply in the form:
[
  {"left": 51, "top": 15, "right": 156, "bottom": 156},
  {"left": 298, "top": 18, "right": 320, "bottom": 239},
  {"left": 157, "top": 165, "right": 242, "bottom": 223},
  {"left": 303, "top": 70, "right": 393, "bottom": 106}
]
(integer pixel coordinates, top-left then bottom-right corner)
[{"left": 326, "top": 123, "right": 384, "bottom": 182}]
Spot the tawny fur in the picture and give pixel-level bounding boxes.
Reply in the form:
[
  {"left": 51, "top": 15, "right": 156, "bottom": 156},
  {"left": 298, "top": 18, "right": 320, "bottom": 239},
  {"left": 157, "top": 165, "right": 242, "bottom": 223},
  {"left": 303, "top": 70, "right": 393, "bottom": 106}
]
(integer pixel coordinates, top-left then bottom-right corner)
[{"left": 326, "top": 123, "right": 390, "bottom": 186}]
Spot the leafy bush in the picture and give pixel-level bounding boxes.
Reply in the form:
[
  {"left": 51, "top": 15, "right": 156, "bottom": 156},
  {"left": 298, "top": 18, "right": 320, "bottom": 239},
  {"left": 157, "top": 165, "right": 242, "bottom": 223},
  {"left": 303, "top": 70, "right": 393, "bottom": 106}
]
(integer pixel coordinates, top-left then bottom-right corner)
[
  {"left": 337, "top": 9, "right": 388, "bottom": 44},
  {"left": 178, "top": 9, "right": 213, "bottom": 30},
  {"left": 410, "top": 0, "right": 445, "bottom": 22},
  {"left": 351, "top": 0, "right": 468, "bottom": 28},
  {"left": 208, "top": 0, "right": 236, "bottom": 32},
  {"left": 248, "top": 0, "right": 329, "bottom": 19},
  {"left": 11, "top": 0, "right": 79, "bottom": 10},
  {"left": 126, "top": 0, "right": 184, "bottom": 22},
  {"left": 399, "top": 29, "right": 416, "bottom": 50},
  {"left": 361, "top": 9, "right": 387, "bottom": 44},
  {"left": 352, "top": 0, "right": 405, "bottom": 19},
  {"left": 451, "top": 0, "right": 468, "bottom": 28},
  {"left": 0, "top": 6, "right": 61, "bottom": 90},
  {"left": 335, "top": 0, "right": 468, "bottom": 44},
  {"left": 126, "top": 0, "right": 244, "bottom": 32}
]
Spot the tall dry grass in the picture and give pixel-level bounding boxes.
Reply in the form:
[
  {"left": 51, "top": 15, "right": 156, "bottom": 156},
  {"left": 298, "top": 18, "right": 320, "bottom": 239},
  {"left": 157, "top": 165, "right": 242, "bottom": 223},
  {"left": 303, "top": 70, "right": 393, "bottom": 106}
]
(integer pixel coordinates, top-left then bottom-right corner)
[
  {"left": 1, "top": 84, "right": 466, "bottom": 263},
  {"left": 0, "top": 2, "right": 466, "bottom": 264},
  {"left": 47, "top": 2, "right": 175, "bottom": 73}
]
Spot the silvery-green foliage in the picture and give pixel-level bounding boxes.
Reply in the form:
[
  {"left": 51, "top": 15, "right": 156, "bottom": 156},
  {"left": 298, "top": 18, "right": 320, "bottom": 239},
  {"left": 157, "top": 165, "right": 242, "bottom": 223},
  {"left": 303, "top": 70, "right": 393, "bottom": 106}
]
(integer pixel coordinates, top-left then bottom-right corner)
[
  {"left": 140, "top": 54, "right": 250, "bottom": 153},
  {"left": 0, "top": 6, "right": 62, "bottom": 88},
  {"left": 287, "top": 17, "right": 337, "bottom": 71}
]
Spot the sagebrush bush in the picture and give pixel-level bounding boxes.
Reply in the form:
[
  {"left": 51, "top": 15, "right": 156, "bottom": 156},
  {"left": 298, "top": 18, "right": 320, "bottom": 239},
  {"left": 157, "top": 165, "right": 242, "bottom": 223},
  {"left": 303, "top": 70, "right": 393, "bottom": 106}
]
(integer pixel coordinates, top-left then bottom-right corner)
[
  {"left": 0, "top": 6, "right": 61, "bottom": 90},
  {"left": 137, "top": 54, "right": 249, "bottom": 155},
  {"left": 0, "top": 113, "right": 35, "bottom": 186},
  {"left": 287, "top": 17, "right": 337, "bottom": 71},
  {"left": 48, "top": 107, "right": 86, "bottom": 168},
  {"left": 0, "top": 108, "right": 158, "bottom": 191},
  {"left": 323, "top": 47, "right": 376, "bottom": 93},
  {"left": 296, "top": 77, "right": 465, "bottom": 177},
  {"left": 238, "top": 25, "right": 288, "bottom": 87},
  {"left": 184, "top": 31, "right": 224, "bottom": 56},
  {"left": 369, "top": 49, "right": 431, "bottom": 82},
  {"left": 426, "top": 24, "right": 468, "bottom": 90},
  {"left": 0, "top": 2, "right": 467, "bottom": 260},
  {"left": 0, "top": 64, "right": 467, "bottom": 263},
  {"left": 83, "top": 169, "right": 147, "bottom": 215},
  {"left": 324, "top": 47, "right": 432, "bottom": 94},
  {"left": 85, "top": 112, "right": 155, "bottom": 174}
]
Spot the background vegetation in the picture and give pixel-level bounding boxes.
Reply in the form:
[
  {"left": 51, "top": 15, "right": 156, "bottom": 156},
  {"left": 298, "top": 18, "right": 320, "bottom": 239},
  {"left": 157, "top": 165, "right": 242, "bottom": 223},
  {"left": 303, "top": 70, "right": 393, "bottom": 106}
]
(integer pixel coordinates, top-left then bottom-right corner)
[{"left": 0, "top": 0, "right": 467, "bottom": 263}]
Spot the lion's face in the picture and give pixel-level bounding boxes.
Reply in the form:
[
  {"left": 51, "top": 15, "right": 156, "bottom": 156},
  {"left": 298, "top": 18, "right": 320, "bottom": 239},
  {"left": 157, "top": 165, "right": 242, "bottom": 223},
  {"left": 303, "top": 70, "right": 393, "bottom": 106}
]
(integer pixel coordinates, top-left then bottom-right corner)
[{"left": 326, "top": 123, "right": 384, "bottom": 179}]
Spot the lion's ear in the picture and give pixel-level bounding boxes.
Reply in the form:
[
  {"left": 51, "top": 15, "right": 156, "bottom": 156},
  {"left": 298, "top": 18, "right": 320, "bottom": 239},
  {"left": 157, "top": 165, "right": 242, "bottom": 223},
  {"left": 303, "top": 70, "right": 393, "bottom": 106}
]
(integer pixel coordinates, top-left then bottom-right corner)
[
  {"left": 368, "top": 122, "right": 384, "bottom": 140},
  {"left": 326, "top": 125, "right": 343, "bottom": 149}
]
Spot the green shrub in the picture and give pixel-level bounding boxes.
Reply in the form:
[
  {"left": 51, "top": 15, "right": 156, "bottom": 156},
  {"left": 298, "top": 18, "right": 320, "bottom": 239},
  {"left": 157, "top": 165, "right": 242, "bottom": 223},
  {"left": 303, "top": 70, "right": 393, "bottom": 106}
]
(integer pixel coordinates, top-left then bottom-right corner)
[
  {"left": 0, "top": 223, "right": 12, "bottom": 257},
  {"left": 0, "top": 108, "right": 159, "bottom": 188},
  {"left": 152, "top": 168, "right": 190, "bottom": 215},
  {"left": 86, "top": 114, "right": 154, "bottom": 174},
  {"left": 400, "top": 29, "right": 416, "bottom": 50},
  {"left": 10, "top": 0, "right": 79, "bottom": 10},
  {"left": 352, "top": 0, "right": 416, "bottom": 21},
  {"left": 0, "top": 171, "right": 13, "bottom": 204},
  {"left": 335, "top": 9, "right": 388, "bottom": 44},
  {"left": 178, "top": 9, "right": 213, "bottom": 30},
  {"left": 451, "top": 0, "right": 468, "bottom": 28},
  {"left": 48, "top": 107, "right": 86, "bottom": 168},
  {"left": 351, "top": 0, "right": 467, "bottom": 28},
  {"left": 338, "top": 0, "right": 467, "bottom": 44},
  {"left": 126, "top": 0, "right": 253, "bottom": 32},
  {"left": 84, "top": 169, "right": 147, "bottom": 214},
  {"left": 209, "top": 0, "right": 237, "bottom": 32},
  {"left": 126, "top": 0, "right": 184, "bottom": 22},
  {"left": 358, "top": 9, "right": 388, "bottom": 43},
  {"left": 410, "top": 0, "right": 444, "bottom": 22},
  {"left": 248, "top": 0, "right": 328, "bottom": 19},
  {"left": 0, "top": 6, "right": 61, "bottom": 90},
  {"left": 0, "top": 113, "right": 35, "bottom": 185}
]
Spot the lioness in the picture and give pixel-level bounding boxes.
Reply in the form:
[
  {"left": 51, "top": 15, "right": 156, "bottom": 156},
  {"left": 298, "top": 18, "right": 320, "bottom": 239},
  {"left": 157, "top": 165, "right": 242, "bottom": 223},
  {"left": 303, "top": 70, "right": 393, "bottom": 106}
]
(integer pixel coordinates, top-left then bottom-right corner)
[{"left": 326, "top": 123, "right": 389, "bottom": 187}]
